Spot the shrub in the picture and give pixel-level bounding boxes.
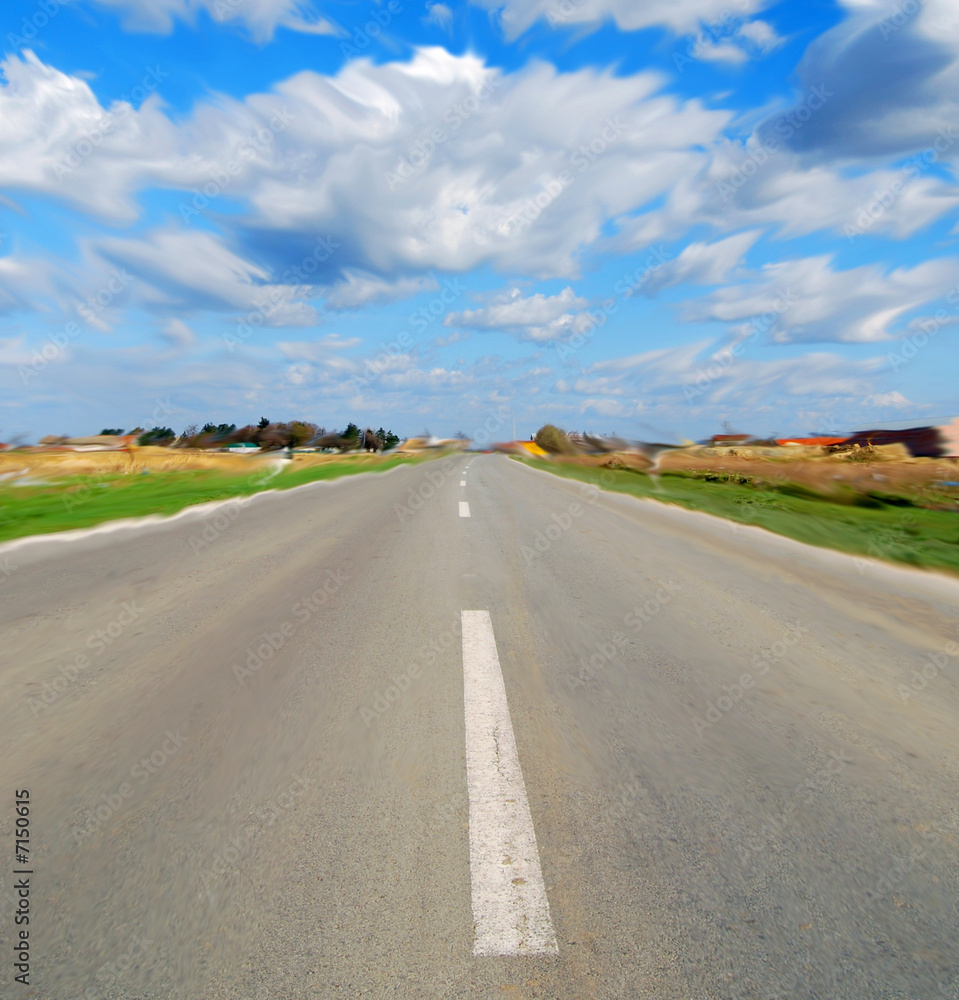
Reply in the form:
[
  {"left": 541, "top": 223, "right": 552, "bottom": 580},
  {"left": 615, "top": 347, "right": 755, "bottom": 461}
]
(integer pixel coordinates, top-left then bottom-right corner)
[{"left": 535, "top": 424, "right": 574, "bottom": 454}]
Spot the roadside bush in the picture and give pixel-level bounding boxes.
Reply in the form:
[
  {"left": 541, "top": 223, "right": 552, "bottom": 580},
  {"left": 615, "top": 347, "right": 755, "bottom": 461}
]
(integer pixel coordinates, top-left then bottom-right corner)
[{"left": 535, "top": 424, "right": 574, "bottom": 454}]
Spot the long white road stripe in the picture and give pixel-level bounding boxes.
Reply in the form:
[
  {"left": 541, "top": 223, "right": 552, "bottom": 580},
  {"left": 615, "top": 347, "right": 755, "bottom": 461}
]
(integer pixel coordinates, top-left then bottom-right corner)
[
  {"left": 459, "top": 502, "right": 471, "bottom": 517},
  {"left": 461, "top": 610, "right": 558, "bottom": 957}
]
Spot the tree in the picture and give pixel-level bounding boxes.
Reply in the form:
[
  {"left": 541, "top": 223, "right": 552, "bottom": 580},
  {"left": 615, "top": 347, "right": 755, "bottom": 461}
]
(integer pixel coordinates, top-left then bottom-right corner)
[
  {"left": 287, "top": 421, "right": 319, "bottom": 447},
  {"left": 314, "top": 431, "right": 343, "bottom": 450},
  {"left": 535, "top": 424, "right": 574, "bottom": 454},
  {"left": 100, "top": 428, "right": 125, "bottom": 436},
  {"left": 257, "top": 416, "right": 270, "bottom": 430},
  {"left": 137, "top": 426, "right": 175, "bottom": 446},
  {"left": 341, "top": 423, "right": 360, "bottom": 449},
  {"left": 378, "top": 428, "right": 401, "bottom": 450},
  {"left": 199, "top": 423, "right": 236, "bottom": 439}
]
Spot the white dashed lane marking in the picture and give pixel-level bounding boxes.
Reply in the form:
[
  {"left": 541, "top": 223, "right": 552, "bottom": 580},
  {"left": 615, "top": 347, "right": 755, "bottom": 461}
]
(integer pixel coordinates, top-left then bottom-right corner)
[
  {"left": 459, "top": 502, "right": 471, "bottom": 518},
  {"left": 461, "top": 610, "right": 558, "bottom": 958}
]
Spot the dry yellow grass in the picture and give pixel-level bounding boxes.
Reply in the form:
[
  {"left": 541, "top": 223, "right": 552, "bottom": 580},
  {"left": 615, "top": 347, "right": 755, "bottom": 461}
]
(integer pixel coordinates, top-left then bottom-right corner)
[{"left": 0, "top": 447, "right": 394, "bottom": 480}]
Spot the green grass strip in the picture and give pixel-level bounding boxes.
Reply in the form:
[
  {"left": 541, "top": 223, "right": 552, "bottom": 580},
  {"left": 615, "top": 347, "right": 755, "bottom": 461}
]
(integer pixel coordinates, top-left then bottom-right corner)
[
  {"left": 0, "top": 455, "right": 424, "bottom": 545},
  {"left": 517, "top": 457, "right": 959, "bottom": 577}
]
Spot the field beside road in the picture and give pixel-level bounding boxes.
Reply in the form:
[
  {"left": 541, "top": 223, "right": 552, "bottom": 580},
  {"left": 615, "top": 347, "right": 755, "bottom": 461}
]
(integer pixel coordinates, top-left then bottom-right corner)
[
  {"left": 519, "top": 452, "right": 959, "bottom": 577},
  {"left": 0, "top": 449, "right": 423, "bottom": 544}
]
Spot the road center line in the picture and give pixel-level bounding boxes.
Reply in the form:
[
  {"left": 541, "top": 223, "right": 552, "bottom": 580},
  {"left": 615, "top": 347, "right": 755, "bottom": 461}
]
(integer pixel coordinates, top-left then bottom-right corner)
[
  {"left": 460, "top": 480, "right": 467, "bottom": 486},
  {"left": 459, "top": 502, "right": 471, "bottom": 518},
  {"left": 461, "top": 610, "right": 558, "bottom": 958}
]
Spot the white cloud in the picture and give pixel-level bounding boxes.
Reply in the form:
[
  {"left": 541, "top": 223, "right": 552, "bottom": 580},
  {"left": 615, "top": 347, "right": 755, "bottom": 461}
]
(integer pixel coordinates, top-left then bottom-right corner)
[
  {"left": 615, "top": 142, "right": 959, "bottom": 252},
  {"left": 0, "top": 49, "right": 729, "bottom": 282},
  {"left": 756, "top": 0, "right": 959, "bottom": 160},
  {"left": 277, "top": 334, "right": 362, "bottom": 361},
  {"left": 323, "top": 271, "right": 439, "bottom": 309},
  {"left": 682, "top": 254, "right": 959, "bottom": 343},
  {"left": 92, "top": 228, "right": 317, "bottom": 325},
  {"left": 435, "top": 330, "right": 470, "bottom": 346},
  {"left": 445, "top": 286, "right": 593, "bottom": 341},
  {"left": 469, "top": 0, "right": 767, "bottom": 41},
  {"left": 0, "top": 51, "right": 180, "bottom": 223},
  {"left": 0, "top": 336, "right": 32, "bottom": 366},
  {"left": 88, "top": 0, "right": 337, "bottom": 42},
  {"left": 644, "top": 230, "right": 760, "bottom": 293},
  {"left": 863, "top": 391, "right": 913, "bottom": 408},
  {"left": 586, "top": 340, "right": 887, "bottom": 408},
  {"left": 160, "top": 318, "right": 196, "bottom": 347},
  {"left": 737, "top": 19, "right": 784, "bottom": 54},
  {"left": 424, "top": 2, "right": 454, "bottom": 30},
  {"left": 695, "top": 39, "right": 750, "bottom": 64}
]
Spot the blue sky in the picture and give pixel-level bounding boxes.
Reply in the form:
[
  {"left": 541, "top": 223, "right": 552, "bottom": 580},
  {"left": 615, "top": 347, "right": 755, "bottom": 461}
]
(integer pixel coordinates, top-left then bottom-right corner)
[{"left": 1, "top": 0, "right": 958, "bottom": 443}]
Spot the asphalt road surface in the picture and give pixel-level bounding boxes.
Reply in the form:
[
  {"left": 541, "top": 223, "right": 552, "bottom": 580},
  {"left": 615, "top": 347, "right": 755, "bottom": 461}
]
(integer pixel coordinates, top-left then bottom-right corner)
[{"left": 2, "top": 453, "right": 958, "bottom": 1000}]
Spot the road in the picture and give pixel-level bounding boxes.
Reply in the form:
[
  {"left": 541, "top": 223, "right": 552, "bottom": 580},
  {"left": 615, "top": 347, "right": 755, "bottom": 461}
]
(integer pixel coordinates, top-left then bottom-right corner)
[{"left": 2, "top": 453, "right": 958, "bottom": 999}]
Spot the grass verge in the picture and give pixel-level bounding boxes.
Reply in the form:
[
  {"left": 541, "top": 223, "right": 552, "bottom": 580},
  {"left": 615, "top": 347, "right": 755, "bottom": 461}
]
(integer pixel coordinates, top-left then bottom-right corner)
[
  {"left": 517, "top": 457, "right": 959, "bottom": 578},
  {"left": 0, "top": 455, "right": 422, "bottom": 545}
]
